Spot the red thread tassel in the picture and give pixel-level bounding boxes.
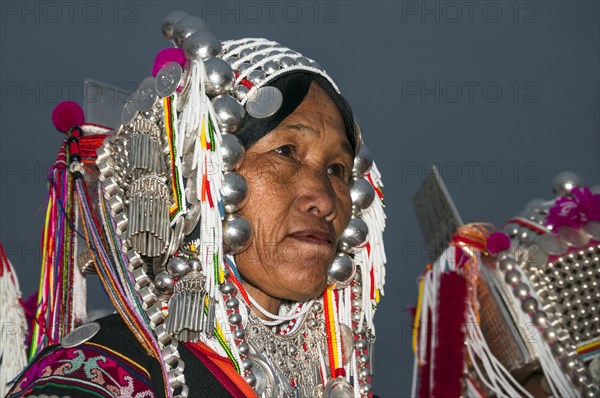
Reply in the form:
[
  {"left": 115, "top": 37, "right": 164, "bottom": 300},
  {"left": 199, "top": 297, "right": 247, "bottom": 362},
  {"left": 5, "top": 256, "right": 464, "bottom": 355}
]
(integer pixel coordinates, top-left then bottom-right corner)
[{"left": 432, "top": 271, "right": 468, "bottom": 398}]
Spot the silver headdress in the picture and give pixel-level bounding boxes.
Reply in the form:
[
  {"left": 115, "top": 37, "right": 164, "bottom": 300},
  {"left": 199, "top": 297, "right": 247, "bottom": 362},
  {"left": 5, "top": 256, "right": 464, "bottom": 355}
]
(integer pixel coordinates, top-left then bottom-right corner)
[{"left": 91, "top": 10, "right": 387, "bottom": 398}]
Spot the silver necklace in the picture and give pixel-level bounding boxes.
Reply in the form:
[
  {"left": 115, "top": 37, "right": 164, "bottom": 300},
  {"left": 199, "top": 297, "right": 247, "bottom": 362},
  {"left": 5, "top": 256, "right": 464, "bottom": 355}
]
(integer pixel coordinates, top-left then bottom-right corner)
[{"left": 245, "top": 304, "right": 327, "bottom": 398}]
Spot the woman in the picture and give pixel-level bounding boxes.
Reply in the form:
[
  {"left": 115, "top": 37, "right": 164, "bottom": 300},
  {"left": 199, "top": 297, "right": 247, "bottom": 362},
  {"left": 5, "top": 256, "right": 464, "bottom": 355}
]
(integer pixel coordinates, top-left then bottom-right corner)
[{"left": 6, "top": 10, "right": 386, "bottom": 398}]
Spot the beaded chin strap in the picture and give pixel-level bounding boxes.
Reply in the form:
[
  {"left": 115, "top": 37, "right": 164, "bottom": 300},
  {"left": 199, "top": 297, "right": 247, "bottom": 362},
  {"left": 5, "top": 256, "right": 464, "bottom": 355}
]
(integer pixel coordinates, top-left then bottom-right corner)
[{"left": 43, "top": 10, "right": 386, "bottom": 398}]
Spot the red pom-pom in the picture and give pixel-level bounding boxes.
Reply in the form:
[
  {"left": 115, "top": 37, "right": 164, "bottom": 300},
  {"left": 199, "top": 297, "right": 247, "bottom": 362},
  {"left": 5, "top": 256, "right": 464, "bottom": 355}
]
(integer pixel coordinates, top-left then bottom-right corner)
[
  {"left": 52, "top": 101, "right": 84, "bottom": 133},
  {"left": 487, "top": 231, "right": 511, "bottom": 254},
  {"left": 152, "top": 48, "right": 186, "bottom": 77}
]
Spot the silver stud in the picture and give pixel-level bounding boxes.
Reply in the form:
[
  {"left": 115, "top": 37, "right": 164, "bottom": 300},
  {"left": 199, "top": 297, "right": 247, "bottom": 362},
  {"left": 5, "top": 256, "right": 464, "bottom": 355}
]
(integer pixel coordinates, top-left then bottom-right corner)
[
  {"left": 219, "top": 282, "right": 235, "bottom": 295},
  {"left": 211, "top": 95, "right": 245, "bottom": 133},
  {"left": 167, "top": 256, "right": 189, "bottom": 279},
  {"left": 349, "top": 178, "right": 375, "bottom": 216},
  {"left": 226, "top": 297, "right": 240, "bottom": 309},
  {"left": 552, "top": 171, "right": 583, "bottom": 197},
  {"left": 352, "top": 144, "right": 373, "bottom": 177},
  {"left": 328, "top": 253, "right": 356, "bottom": 287},
  {"left": 228, "top": 313, "right": 242, "bottom": 325},
  {"left": 504, "top": 270, "right": 521, "bottom": 286}
]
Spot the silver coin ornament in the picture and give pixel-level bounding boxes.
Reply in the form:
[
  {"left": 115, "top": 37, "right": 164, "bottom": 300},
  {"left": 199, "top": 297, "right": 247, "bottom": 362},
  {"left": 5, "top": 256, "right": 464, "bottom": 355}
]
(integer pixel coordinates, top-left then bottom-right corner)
[
  {"left": 161, "top": 10, "right": 188, "bottom": 41},
  {"left": 340, "top": 324, "right": 354, "bottom": 365},
  {"left": 223, "top": 214, "right": 252, "bottom": 254},
  {"left": 121, "top": 101, "right": 138, "bottom": 126},
  {"left": 182, "top": 30, "right": 222, "bottom": 61},
  {"left": 60, "top": 322, "right": 101, "bottom": 348},
  {"left": 154, "top": 271, "right": 175, "bottom": 295},
  {"left": 328, "top": 252, "right": 356, "bottom": 288},
  {"left": 324, "top": 377, "right": 354, "bottom": 398},
  {"left": 558, "top": 226, "right": 590, "bottom": 247},
  {"left": 246, "top": 86, "right": 283, "bottom": 119},
  {"left": 295, "top": 56, "right": 311, "bottom": 66},
  {"left": 221, "top": 133, "right": 245, "bottom": 171},
  {"left": 173, "top": 15, "right": 209, "bottom": 47},
  {"left": 338, "top": 217, "right": 369, "bottom": 254},
  {"left": 552, "top": 171, "right": 583, "bottom": 197},
  {"left": 167, "top": 256, "right": 190, "bottom": 279},
  {"left": 221, "top": 172, "right": 249, "bottom": 213},
  {"left": 183, "top": 202, "right": 202, "bottom": 235},
  {"left": 212, "top": 95, "right": 245, "bottom": 133},
  {"left": 352, "top": 144, "right": 373, "bottom": 178},
  {"left": 204, "top": 58, "right": 235, "bottom": 97},
  {"left": 538, "top": 233, "right": 569, "bottom": 255},
  {"left": 155, "top": 62, "right": 183, "bottom": 98},
  {"left": 349, "top": 178, "right": 376, "bottom": 215},
  {"left": 135, "top": 77, "right": 158, "bottom": 112}
]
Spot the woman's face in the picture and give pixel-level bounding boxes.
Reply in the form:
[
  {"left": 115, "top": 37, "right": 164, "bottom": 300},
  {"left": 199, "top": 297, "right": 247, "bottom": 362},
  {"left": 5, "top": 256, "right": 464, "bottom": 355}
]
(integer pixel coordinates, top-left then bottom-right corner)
[{"left": 235, "top": 81, "right": 353, "bottom": 307}]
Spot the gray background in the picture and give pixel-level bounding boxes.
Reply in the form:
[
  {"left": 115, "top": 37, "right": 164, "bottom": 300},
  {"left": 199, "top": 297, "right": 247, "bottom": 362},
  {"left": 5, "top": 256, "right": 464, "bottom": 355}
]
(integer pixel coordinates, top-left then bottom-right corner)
[{"left": 1, "top": 1, "right": 598, "bottom": 396}]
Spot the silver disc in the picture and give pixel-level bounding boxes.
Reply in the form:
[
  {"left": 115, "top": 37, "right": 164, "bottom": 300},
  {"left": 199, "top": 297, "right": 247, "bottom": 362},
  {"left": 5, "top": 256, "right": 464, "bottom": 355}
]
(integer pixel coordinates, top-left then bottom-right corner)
[
  {"left": 583, "top": 221, "right": 600, "bottom": 240},
  {"left": 60, "top": 322, "right": 101, "bottom": 348},
  {"left": 324, "top": 377, "right": 354, "bottom": 398},
  {"left": 538, "top": 233, "right": 568, "bottom": 255},
  {"left": 155, "top": 62, "right": 183, "bottom": 97},
  {"left": 135, "top": 76, "right": 158, "bottom": 112},
  {"left": 121, "top": 100, "right": 138, "bottom": 126},
  {"left": 183, "top": 202, "right": 201, "bottom": 235},
  {"left": 246, "top": 86, "right": 283, "bottom": 118},
  {"left": 559, "top": 226, "right": 590, "bottom": 247}
]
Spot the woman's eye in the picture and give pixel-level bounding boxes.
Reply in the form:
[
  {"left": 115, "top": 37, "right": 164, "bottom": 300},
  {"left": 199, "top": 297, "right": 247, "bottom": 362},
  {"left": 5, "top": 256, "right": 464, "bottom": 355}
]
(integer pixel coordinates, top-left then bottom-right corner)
[
  {"left": 274, "top": 145, "right": 295, "bottom": 158},
  {"left": 327, "top": 163, "right": 346, "bottom": 178}
]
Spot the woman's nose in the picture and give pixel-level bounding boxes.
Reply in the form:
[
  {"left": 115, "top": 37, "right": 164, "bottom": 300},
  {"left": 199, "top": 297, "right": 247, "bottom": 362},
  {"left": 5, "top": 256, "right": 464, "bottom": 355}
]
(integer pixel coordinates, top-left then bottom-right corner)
[{"left": 294, "top": 167, "right": 337, "bottom": 222}]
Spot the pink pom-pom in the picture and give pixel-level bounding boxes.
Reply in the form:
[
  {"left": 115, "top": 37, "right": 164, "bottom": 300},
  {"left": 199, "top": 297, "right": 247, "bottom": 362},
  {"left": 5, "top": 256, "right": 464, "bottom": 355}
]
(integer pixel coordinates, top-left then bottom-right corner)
[
  {"left": 152, "top": 48, "right": 186, "bottom": 77},
  {"left": 487, "top": 231, "right": 511, "bottom": 254},
  {"left": 52, "top": 101, "right": 84, "bottom": 133}
]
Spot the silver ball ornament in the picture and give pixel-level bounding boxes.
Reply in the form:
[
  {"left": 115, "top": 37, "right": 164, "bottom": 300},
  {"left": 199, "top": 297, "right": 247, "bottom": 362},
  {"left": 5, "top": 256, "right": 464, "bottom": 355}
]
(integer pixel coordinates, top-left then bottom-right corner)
[
  {"left": 328, "top": 252, "right": 356, "bottom": 288},
  {"left": 349, "top": 178, "right": 375, "bottom": 215},
  {"left": 223, "top": 214, "right": 252, "bottom": 254},
  {"left": 552, "top": 171, "right": 583, "bottom": 197},
  {"left": 182, "top": 30, "right": 222, "bottom": 60},
  {"left": 521, "top": 297, "right": 538, "bottom": 314},
  {"left": 211, "top": 95, "right": 245, "bottom": 133},
  {"left": 219, "top": 282, "right": 235, "bottom": 295},
  {"left": 161, "top": 11, "right": 188, "bottom": 41},
  {"left": 173, "top": 16, "right": 209, "bottom": 47},
  {"left": 221, "top": 133, "right": 245, "bottom": 171},
  {"left": 221, "top": 172, "right": 249, "bottom": 213},
  {"left": 513, "top": 283, "right": 530, "bottom": 299},
  {"left": 247, "top": 70, "right": 265, "bottom": 85},
  {"left": 338, "top": 217, "right": 369, "bottom": 254},
  {"left": 228, "top": 313, "right": 242, "bottom": 325},
  {"left": 504, "top": 270, "right": 521, "bottom": 286},
  {"left": 245, "top": 374, "right": 257, "bottom": 387},
  {"left": 532, "top": 311, "right": 548, "bottom": 327},
  {"left": 187, "top": 259, "right": 202, "bottom": 273},
  {"left": 237, "top": 62, "right": 252, "bottom": 74},
  {"left": 233, "top": 84, "right": 249, "bottom": 101},
  {"left": 498, "top": 258, "right": 516, "bottom": 272},
  {"left": 262, "top": 60, "right": 280, "bottom": 75},
  {"left": 166, "top": 256, "right": 189, "bottom": 278},
  {"left": 279, "top": 56, "right": 295, "bottom": 67},
  {"left": 226, "top": 297, "right": 239, "bottom": 309},
  {"left": 295, "top": 56, "right": 310, "bottom": 66},
  {"left": 154, "top": 271, "right": 174, "bottom": 295},
  {"left": 204, "top": 58, "right": 235, "bottom": 97},
  {"left": 352, "top": 144, "right": 373, "bottom": 177}
]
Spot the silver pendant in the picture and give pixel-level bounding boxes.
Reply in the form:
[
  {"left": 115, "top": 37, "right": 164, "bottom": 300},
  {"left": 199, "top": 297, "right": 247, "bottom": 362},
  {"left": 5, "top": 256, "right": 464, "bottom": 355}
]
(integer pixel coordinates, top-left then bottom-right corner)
[
  {"left": 248, "top": 353, "right": 278, "bottom": 398},
  {"left": 155, "top": 62, "right": 183, "bottom": 98},
  {"left": 324, "top": 377, "right": 354, "bottom": 398},
  {"left": 60, "top": 322, "right": 101, "bottom": 348},
  {"left": 558, "top": 226, "right": 590, "bottom": 248},
  {"left": 538, "top": 233, "right": 568, "bottom": 255},
  {"left": 246, "top": 86, "right": 283, "bottom": 118}
]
